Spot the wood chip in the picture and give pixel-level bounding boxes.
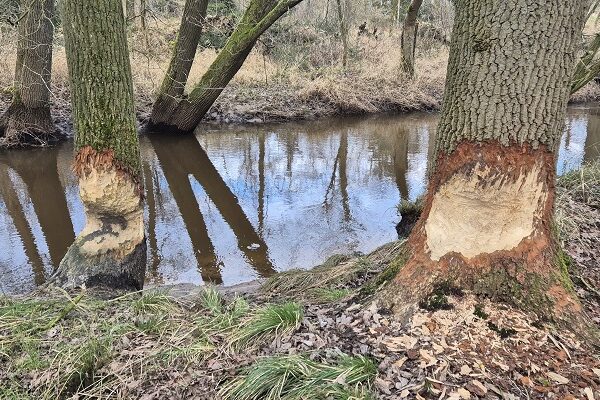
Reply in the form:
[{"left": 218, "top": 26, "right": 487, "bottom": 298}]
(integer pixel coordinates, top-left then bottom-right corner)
[{"left": 547, "top": 371, "right": 569, "bottom": 385}]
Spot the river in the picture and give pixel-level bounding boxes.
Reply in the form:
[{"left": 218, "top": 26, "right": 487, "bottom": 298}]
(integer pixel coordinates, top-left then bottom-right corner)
[{"left": 0, "top": 106, "right": 599, "bottom": 294}]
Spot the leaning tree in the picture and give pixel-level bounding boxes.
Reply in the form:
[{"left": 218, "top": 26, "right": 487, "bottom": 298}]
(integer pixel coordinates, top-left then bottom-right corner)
[
  {"left": 380, "top": 0, "right": 594, "bottom": 334},
  {"left": 148, "top": 0, "right": 304, "bottom": 133},
  {"left": 0, "top": 0, "right": 57, "bottom": 147},
  {"left": 51, "top": 0, "right": 146, "bottom": 291}
]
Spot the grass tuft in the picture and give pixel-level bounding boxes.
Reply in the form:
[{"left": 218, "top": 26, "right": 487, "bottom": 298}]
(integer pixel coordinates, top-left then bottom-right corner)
[
  {"left": 307, "top": 288, "right": 352, "bottom": 303},
  {"left": 229, "top": 302, "right": 303, "bottom": 348},
  {"left": 132, "top": 291, "right": 174, "bottom": 314},
  {"left": 219, "top": 354, "right": 377, "bottom": 400}
]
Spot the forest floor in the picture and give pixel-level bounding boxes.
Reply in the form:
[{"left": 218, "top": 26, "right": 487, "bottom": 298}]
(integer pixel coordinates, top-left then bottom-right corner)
[{"left": 0, "top": 162, "right": 599, "bottom": 400}]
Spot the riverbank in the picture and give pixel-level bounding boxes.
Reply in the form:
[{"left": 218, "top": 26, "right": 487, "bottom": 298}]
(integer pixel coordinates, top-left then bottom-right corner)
[
  {"left": 2, "top": 18, "right": 600, "bottom": 135},
  {"left": 1, "top": 161, "right": 599, "bottom": 399}
]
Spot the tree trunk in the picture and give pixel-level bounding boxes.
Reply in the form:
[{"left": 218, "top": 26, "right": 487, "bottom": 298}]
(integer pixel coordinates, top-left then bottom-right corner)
[
  {"left": 52, "top": 0, "right": 146, "bottom": 291},
  {"left": 150, "top": 0, "right": 209, "bottom": 124},
  {"left": 0, "top": 0, "right": 57, "bottom": 147},
  {"left": 147, "top": 0, "right": 305, "bottom": 134},
  {"left": 335, "top": 0, "right": 348, "bottom": 69},
  {"left": 400, "top": 0, "right": 422, "bottom": 77},
  {"left": 380, "top": 0, "right": 592, "bottom": 331}
]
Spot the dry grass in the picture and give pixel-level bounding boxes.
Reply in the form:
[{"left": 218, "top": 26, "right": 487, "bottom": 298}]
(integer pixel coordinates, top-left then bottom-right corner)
[{"left": 0, "top": 17, "right": 449, "bottom": 126}]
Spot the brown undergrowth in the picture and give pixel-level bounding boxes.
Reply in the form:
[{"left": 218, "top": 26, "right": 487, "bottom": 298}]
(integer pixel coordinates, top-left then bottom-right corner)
[{"left": 1, "top": 18, "right": 599, "bottom": 136}]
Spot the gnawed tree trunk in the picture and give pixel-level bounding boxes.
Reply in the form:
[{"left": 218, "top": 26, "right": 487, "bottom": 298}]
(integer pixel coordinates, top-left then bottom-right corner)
[
  {"left": 52, "top": 0, "right": 146, "bottom": 291},
  {"left": 151, "top": 0, "right": 209, "bottom": 124},
  {"left": 380, "top": 0, "right": 593, "bottom": 332},
  {"left": 400, "top": 0, "right": 422, "bottom": 77},
  {"left": 147, "top": 0, "right": 304, "bottom": 133},
  {"left": 0, "top": 0, "right": 57, "bottom": 147}
]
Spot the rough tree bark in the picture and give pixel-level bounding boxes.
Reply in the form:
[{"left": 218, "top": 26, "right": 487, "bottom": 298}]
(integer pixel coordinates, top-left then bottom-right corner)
[
  {"left": 400, "top": 0, "right": 423, "bottom": 77},
  {"left": 0, "top": 0, "right": 57, "bottom": 147},
  {"left": 147, "top": 0, "right": 305, "bottom": 133},
  {"left": 380, "top": 0, "right": 593, "bottom": 332},
  {"left": 151, "top": 0, "right": 209, "bottom": 124},
  {"left": 51, "top": 0, "right": 146, "bottom": 291}
]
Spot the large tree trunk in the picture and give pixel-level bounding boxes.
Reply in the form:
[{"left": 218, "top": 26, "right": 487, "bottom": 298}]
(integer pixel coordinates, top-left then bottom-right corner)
[
  {"left": 51, "top": 0, "right": 146, "bottom": 291},
  {"left": 400, "top": 0, "right": 422, "bottom": 77},
  {"left": 151, "top": 0, "right": 209, "bottom": 124},
  {"left": 147, "top": 0, "right": 304, "bottom": 134},
  {"left": 0, "top": 0, "right": 57, "bottom": 147},
  {"left": 380, "top": 0, "right": 591, "bottom": 330}
]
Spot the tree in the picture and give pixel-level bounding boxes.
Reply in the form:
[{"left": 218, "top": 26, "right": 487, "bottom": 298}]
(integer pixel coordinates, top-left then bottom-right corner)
[
  {"left": 380, "top": 0, "right": 593, "bottom": 332},
  {"left": 0, "top": 0, "right": 57, "bottom": 147},
  {"left": 148, "top": 0, "right": 305, "bottom": 133},
  {"left": 51, "top": 0, "right": 146, "bottom": 291},
  {"left": 335, "top": 0, "right": 349, "bottom": 69},
  {"left": 151, "top": 0, "right": 209, "bottom": 125},
  {"left": 400, "top": 0, "right": 423, "bottom": 77}
]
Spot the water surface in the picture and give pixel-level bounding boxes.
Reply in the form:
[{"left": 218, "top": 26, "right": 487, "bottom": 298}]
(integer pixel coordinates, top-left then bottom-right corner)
[{"left": 1, "top": 106, "right": 599, "bottom": 294}]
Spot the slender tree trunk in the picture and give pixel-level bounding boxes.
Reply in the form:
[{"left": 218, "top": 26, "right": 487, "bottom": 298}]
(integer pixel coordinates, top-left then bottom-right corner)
[
  {"left": 52, "top": 0, "right": 146, "bottom": 291},
  {"left": 0, "top": 0, "right": 57, "bottom": 147},
  {"left": 148, "top": 0, "right": 305, "bottom": 133},
  {"left": 335, "top": 0, "right": 348, "bottom": 69},
  {"left": 151, "top": 0, "right": 209, "bottom": 124},
  {"left": 380, "top": 0, "right": 592, "bottom": 332},
  {"left": 400, "top": 0, "right": 422, "bottom": 77}
]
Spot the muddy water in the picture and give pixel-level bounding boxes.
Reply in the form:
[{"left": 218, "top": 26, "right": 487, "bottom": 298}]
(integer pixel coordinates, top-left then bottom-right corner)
[{"left": 1, "top": 106, "right": 599, "bottom": 294}]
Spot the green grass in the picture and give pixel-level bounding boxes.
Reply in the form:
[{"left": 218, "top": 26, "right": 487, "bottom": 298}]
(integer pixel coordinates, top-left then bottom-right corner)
[
  {"left": 132, "top": 290, "right": 174, "bottom": 314},
  {"left": 228, "top": 302, "right": 303, "bottom": 348},
  {"left": 200, "top": 286, "right": 224, "bottom": 314},
  {"left": 219, "top": 354, "right": 377, "bottom": 400},
  {"left": 307, "top": 288, "right": 351, "bottom": 303}
]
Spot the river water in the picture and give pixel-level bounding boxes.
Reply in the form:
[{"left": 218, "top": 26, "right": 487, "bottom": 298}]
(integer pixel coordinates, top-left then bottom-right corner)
[{"left": 1, "top": 106, "right": 599, "bottom": 294}]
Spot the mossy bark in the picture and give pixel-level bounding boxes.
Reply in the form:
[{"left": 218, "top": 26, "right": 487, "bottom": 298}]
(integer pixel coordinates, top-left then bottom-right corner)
[
  {"left": 380, "top": 0, "right": 594, "bottom": 335},
  {"left": 52, "top": 0, "right": 146, "bottom": 292},
  {"left": 0, "top": 0, "right": 57, "bottom": 147},
  {"left": 148, "top": 0, "right": 305, "bottom": 133},
  {"left": 400, "top": 0, "right": 422, "bottom": 77}
]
